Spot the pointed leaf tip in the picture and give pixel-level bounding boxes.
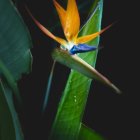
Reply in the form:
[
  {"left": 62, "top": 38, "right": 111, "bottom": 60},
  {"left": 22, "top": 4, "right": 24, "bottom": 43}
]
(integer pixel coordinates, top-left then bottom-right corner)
[{"left": 110, "top": 83, "right": 122, "bottom": 94}]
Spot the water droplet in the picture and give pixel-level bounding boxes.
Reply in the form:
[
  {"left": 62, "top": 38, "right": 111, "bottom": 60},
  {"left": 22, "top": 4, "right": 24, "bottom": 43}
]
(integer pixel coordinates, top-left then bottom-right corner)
[{"left": 73, "top": 95, "right": 77, "bottom": 103}]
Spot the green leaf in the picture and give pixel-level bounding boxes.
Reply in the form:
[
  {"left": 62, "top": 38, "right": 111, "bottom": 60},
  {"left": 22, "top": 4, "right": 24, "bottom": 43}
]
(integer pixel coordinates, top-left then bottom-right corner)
[
  {"left": 78, "top": 124, "right": 105, "bottom": 140},
  {"left": 0, "top": 0, "right": 32, "bottom": 81},
  {"left": 0, "top": 80, "right": 24, "bottom": 140},
  {"left": 0, "top": 0, "right": 32, "bottom": 102},
  {"left": 49, "top": 0, "right": 104, "bottom": 140},
  {"left": 0, "top": 0, "right": 32, "bottom": 139}
]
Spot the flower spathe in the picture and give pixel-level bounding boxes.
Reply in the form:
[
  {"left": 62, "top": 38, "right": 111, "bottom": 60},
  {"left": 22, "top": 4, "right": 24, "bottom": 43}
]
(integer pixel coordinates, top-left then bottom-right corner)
[{"left": 26, "top": 0, "right": 112, "bottom": 55}]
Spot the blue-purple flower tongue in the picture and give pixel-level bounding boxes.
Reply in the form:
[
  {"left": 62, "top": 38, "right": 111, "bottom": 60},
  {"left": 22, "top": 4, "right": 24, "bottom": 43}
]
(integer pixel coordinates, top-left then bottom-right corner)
[{"left": 69, "top": 44, "right": 97, "bottom": 55}]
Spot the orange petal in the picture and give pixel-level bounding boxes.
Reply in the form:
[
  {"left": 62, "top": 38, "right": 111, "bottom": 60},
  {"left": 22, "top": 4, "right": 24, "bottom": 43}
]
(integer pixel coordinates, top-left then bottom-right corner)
[
  {"left": 64, "top": 0, "right": 80, "bottom": 41},
  {"left": 26, "top": 6, "right": 67, "bottom": 47},
  {"left": 76, "top": 24, "right": 113, "bottom": 44},
  {"left": 53, "top": 0, "right": 66, "bottom": 31}
]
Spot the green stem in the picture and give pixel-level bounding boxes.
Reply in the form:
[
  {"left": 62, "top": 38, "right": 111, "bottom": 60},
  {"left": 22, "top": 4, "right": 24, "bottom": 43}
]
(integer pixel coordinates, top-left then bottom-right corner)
[{"left": 42, "top": 60, "right": 56, "bottom": 112}]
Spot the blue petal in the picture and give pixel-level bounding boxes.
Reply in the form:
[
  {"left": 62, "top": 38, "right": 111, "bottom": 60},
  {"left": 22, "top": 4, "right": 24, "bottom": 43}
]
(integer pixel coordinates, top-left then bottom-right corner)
[{"left": 69, "top": 44, "right": 97, "bottom": 55}]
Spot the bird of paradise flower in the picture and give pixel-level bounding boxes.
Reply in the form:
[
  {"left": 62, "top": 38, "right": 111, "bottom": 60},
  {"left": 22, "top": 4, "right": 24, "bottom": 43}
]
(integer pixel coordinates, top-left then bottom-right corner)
[{"left": 26, "top": 0, "right": 121, "bottom": 94}]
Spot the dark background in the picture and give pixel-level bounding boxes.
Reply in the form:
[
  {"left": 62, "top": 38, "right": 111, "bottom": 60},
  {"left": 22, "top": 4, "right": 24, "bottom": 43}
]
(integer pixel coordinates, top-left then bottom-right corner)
[{"left": 17, "top": 0, "right": 139, "bottom": 140}]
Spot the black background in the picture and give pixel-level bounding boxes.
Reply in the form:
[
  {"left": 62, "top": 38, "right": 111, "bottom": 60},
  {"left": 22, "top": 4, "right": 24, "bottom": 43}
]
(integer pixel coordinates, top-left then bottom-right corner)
[{"left": 17, "top": 0, "right": 139, "bottom": 140}]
